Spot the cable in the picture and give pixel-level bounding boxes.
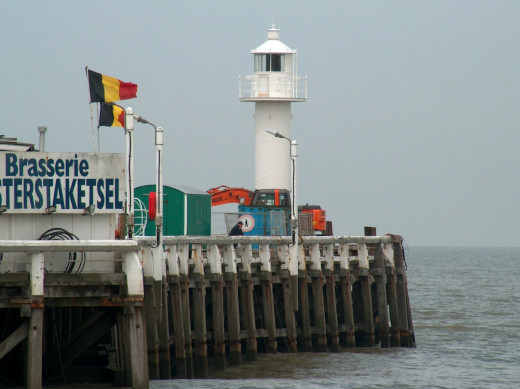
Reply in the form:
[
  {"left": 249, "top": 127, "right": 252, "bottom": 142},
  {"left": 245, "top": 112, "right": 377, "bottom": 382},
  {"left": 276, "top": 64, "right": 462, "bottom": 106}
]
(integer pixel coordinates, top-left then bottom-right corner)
[
  {"left": 45, "top": 268, "right": 67, "bottom": 385},
  {"left": 37, "top": 228, "right": 86, "bottom": 273}
]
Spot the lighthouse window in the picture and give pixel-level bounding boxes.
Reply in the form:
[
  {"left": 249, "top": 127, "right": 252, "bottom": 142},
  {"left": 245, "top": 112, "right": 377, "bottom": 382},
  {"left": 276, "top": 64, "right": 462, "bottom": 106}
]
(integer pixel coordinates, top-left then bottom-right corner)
[
  {"left": 255, "top": 54, "right": 284, "bottom": 72},
  {"left": 269, "top": 54, "right": 282, "bottom": 71}
]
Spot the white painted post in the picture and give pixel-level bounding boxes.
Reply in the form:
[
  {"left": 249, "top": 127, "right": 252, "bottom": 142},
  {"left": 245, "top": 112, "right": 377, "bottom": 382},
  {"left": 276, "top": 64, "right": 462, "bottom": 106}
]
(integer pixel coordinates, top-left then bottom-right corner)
[
  {"left": 30, "top": 253, "right": 44, "bottom": 296},
  {"left": 208, "top": 244, "right": 222, "bottom": 275},
  {"left": 166, "top": 244, "right": 179, "bottom": 276},
  {"left": 192, "top": 244, "right": 204, "bottom": 276},
  {"left": 239, "top": 244, "right": 253, "bottom": 274},
  {"left": 222, "top": 244, "right": 237, "bottom": 274},
  {"left": 178, "top": 244, "right": 189, "bottom": 276},
  {"left": 309, "top": 243, "right": 321, "bottom": 271},
  {"left": 259, "top": 243, "right": 271, "bottom": 272},
  {"left": 323, "top": 243, "right": 334, "bottom": 271},
  {"left": 142, "top": 245, "right": 153, "bottom": 278},
  {"left": 339, "top": 243, "right": 349, "bottom": 270},
  {"left": 151, "top": 245, "right": 164, "bottom": 281},
  {"left": 123, "top": 251, "right": 144, "bottom": 296},
  {"left": 358, "top": 242, "right": 369, "bottom": 270},
  {"left": 383, "top": 242, "right": 395, "bottom": 267},
  {"left": 278, "top": 244, "right": 290, "bottom": 270}
]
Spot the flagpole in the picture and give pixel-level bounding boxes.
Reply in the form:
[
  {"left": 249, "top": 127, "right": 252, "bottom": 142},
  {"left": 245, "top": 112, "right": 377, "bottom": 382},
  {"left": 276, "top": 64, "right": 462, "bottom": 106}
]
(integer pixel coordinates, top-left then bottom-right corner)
[
  {"left": 96, "top": 103, "right": 100, "bottom": 153},
  {"left": 85, "top": 66, "right": 97, "bottom": 152}
]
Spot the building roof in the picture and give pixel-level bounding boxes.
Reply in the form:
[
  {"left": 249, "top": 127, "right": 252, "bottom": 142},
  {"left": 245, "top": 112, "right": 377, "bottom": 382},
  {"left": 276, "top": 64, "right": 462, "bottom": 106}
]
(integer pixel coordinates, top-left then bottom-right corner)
[
  {"left": 0, "top": 135, "right": 35, "bottom": 151},
  {"left": 171, "top": 185, "right": 209, "bottom": 195}
]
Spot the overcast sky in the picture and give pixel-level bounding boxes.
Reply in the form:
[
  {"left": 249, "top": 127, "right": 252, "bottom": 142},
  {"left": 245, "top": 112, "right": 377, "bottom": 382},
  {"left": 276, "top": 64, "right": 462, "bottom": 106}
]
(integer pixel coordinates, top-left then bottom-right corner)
[{"left": 1, "top": 1, "right": 519, "bottom": 246}]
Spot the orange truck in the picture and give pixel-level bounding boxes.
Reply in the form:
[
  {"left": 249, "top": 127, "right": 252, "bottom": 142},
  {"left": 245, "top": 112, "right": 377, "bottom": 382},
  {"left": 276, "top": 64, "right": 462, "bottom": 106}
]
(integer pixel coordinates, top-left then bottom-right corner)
[{"left": 207, "top": 185, "right": 328, "bottom": 234}]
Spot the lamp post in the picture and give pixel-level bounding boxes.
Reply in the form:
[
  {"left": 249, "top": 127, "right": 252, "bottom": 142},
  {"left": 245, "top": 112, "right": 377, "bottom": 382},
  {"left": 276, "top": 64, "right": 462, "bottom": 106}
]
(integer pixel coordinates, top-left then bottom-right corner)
[
  {"left": 265, "top": 129, "right": 299, "bottom": 311},
  {"left": 265, "top": 129, "right": 298, "bottom": 243},
  {"left": 134, "top": 115, "right": 163, "bottom": 245}
]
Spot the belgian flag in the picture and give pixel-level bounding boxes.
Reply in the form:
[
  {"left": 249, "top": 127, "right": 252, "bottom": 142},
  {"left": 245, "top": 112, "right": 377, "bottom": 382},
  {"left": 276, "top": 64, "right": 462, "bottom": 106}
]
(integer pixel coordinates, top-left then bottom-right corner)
[
  {"left": 99, "top": 103, "right": 125, "bottom": 127},
  {"left": 87, "top": 69, "right": 137, "bottom": 103}
]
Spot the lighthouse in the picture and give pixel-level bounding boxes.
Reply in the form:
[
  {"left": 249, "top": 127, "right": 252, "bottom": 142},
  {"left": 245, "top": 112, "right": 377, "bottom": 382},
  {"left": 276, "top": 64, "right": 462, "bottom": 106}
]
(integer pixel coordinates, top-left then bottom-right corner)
[{"left": 239, "top": 25, "right": 307, "bottom": 191}]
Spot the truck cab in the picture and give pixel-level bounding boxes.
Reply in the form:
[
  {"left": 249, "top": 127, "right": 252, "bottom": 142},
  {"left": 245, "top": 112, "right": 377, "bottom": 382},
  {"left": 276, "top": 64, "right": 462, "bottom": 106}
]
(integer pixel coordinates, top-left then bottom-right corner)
[{"left": 251, "top": 189, "right": 291, "bottom": 208}]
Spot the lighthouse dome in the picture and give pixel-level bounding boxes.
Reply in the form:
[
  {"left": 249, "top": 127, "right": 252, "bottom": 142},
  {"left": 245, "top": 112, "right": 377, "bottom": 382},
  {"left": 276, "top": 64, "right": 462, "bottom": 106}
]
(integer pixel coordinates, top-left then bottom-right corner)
[{"left": 251, "top": 28, "right": 296, "bottom": 54}]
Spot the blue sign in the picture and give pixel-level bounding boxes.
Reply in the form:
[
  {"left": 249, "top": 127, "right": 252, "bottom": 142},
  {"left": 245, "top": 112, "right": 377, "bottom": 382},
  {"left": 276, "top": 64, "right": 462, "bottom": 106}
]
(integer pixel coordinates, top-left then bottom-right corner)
[{"left": 0, "top": 152, "right": 125, "bottom": 213}]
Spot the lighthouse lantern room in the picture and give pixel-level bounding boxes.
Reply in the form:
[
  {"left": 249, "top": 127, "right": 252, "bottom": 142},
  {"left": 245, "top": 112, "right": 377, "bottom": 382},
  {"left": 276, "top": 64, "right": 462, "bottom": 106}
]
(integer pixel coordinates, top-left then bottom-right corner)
[{"left": 239, "top": 26, "right": 307, "bottom": 191}]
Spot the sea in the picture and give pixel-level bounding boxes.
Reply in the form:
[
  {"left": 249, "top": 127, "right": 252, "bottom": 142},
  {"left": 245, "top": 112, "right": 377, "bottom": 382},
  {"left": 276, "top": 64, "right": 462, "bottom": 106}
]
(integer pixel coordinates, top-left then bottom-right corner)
[{"left": 150, "top": 246, "right": 520, "bottom": 389}]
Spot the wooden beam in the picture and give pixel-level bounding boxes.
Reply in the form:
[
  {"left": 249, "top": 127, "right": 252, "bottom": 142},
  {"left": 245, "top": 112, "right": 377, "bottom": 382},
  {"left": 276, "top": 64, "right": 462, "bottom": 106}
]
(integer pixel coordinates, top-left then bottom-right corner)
[{"left": 0, "top": 320, "right": 29, "bottom": 359}]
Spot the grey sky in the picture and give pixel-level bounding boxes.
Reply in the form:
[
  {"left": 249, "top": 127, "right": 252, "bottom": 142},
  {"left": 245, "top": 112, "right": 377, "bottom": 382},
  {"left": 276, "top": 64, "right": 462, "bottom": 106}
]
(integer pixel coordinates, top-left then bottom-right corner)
[{"left": 1, "top": 1, "right": 518, "bottom": 246}]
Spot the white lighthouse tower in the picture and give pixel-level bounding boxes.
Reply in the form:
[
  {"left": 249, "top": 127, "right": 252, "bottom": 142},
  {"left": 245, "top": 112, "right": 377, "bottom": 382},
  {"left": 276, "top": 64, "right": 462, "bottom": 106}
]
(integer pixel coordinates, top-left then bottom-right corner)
[{"left": 239, "top": 25, "right": 307, "bottom": 191}]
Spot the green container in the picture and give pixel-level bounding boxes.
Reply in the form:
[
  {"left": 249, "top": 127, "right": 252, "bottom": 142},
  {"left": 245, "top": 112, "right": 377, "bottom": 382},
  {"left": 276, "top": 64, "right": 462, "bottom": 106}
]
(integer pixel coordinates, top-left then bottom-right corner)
[{"left": 134, "top": 185, "right": 211, "bottom": 236}]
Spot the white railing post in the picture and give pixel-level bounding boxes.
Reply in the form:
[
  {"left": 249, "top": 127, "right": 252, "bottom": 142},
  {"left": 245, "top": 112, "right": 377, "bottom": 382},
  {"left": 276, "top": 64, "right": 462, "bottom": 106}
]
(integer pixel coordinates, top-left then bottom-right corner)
[
  {"left": 166, "top": 244, "right": 179, "bottom": 276},
  {"left": 208, "top": 244, "right": 222, "bottom": 275},
  {"left": 123, "top": 251, "right": 144, "bottom": 296},
  {"left": 309, "top": 243, "right": 321, "bottom": 271},
  {"left": 259, "top": 243, "right": 271, "bottom": 272},
  {"left": 239, "top": 244, "right": 253, "bottom": 274},
  {"left": 29, "top": 253, "right": 44, "bottom": 296},
  {"left": 383, "top": 242, "right": 395, "bottom": 268},
  {"left": 339, "top": 243, "right": 349, "bottom": 270},
  {"left": 192, "top": 244, "right": 204, "bottom": 276},
  {"left": 323, "top": 243, "right": 334, "bottom": 271},
  {"left": 358, "top": 242, "right": 369, "bottom": 270},
  {"left": 178, "top": 244, "right": 189, "bottom": 276}
]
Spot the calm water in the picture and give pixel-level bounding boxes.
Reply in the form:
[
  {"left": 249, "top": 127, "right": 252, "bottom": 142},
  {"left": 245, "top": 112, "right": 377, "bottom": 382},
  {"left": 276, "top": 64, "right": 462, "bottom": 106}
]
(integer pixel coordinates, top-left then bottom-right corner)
[{"left": 151, "top": 246, "right": 520, "bottom": 389}]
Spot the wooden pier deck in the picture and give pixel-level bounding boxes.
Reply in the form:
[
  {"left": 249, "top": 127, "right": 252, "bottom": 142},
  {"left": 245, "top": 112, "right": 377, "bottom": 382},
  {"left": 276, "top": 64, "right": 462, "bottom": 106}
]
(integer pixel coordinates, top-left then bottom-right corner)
[{"left": 0, "top": 234, "right": 414, "bottom": 388}]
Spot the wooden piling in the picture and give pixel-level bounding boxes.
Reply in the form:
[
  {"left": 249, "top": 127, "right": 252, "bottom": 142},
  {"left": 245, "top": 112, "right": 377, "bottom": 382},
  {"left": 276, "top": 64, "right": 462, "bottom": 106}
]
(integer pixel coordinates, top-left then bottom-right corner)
[
  {"left": 384, "top": 242, "right": 401, "bottom": 347},
  {"left": 391, "top": 235, "right": 414, "bottom": 347},
  {"left": 210, "top": 274, "right": 226, "bottom": 369},
  {"left": 157, "top": 280, "right": 171, "bottom": 379},
  {"left": 309, "top": 244, "right": 327, "bottom": 352},
  {"left": 324, "top": 244, "right": 339, "bottom": 352},
  {"left": 324, "top": 270, "right": 340, "bottom": 352},
  {"left": 144, "top": 278, "right": 160, "bottom": 379},
  {"left": 192, "top": 272, "right": 208, "bottom": 377},
  {"left": 260, "top": 271, "right": 278, "bottom": 353},
  {"left": 168, "top": 275, "right": 187, "bottom": 377},
  {"left": 280, "top": 270, "right": 298, "bottom": 352},
  {"left": 224, "top": 272, "right": 242, "bottom": 365},
  {"left": 310, "top": 270, "right": 328, "bottom": 352},
  {"left": 177, "top": 244, "right": 194, "bottom": 377},
  {"left": 179, "top": 273, "right": 194, "bottom": 377},
  {"left": 372, "top": 243, "right": 390, "bottom": 347},
  {"left": 123, "top": 302, "right": 149, "bottom": 389},
  {"left": 339, "top": 269, "right": 356, "bottom": 348},
  {"left": 298, "top": 270, "right": 313, "bottom": 351},
  {"left": 338, "top": 243, "right": 356, "bottom": 348},
  {"left": 239, "top": 271, "right": 258, "bottom": 361},
  {"left": 27, "top": 308, "right": 43, "bottom": 389}
]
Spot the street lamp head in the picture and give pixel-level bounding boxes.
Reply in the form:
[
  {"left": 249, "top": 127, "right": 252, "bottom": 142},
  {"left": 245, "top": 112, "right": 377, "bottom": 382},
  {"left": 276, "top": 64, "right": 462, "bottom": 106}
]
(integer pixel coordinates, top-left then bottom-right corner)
[{"left": 265, "top": 128, "right": 289, "bottom": 140}]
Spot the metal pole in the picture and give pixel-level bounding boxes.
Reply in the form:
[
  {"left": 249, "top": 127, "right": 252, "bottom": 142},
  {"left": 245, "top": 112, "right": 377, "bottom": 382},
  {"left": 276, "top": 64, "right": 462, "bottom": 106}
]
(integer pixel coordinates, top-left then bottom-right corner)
[
  {"left": 125, "top": 107, "right": 135, "bottom": 239},
  {"left": 289, "top": 140, "right": 299, "bottom": 310},
  {"left": 290, "top": 140, "right": 298, "bottom": 244},
  {"left": 155, "top": 126, "right": 164, "bottom": 244}
]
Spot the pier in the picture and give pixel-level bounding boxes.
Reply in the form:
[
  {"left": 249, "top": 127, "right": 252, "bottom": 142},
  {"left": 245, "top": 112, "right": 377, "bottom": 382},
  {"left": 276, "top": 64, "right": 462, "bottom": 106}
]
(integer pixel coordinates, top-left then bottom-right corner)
[{"left": 0, "top": 232, "right": 414, "bottom": 388}]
